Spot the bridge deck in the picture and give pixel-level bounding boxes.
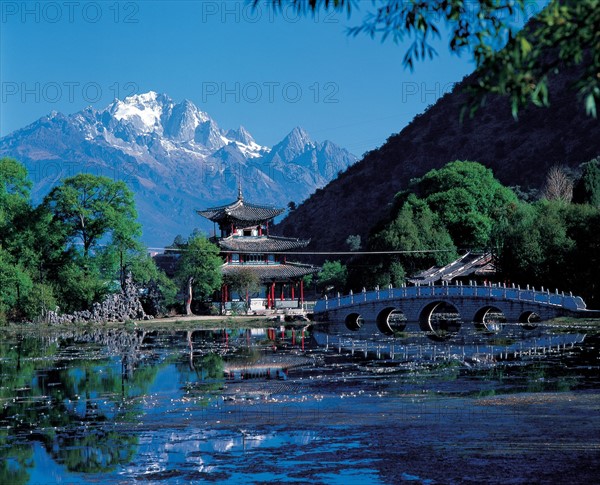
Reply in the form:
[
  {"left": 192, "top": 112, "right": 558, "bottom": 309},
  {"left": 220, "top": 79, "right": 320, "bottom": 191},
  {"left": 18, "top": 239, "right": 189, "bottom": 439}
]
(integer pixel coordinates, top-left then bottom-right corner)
[{"left": 314, "top": 284, "right": 588, "bottom": 314}]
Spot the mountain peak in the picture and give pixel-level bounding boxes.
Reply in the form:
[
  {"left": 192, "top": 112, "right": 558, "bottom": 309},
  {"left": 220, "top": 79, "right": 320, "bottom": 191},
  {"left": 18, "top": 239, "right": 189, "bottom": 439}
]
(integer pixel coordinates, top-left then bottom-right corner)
[
  {"left": 269, "top": 126, "right": 315, "bottom": 160},
  {"left": 226, "top": 125, "right": 255, "bottom": 145},
  {"left": 124, "top": 90, "right": 161, "bottom": 103},
  {"left": 286, "top": 126, "right": 313, "bottom": 145},
  {"left": 106, "top": 91, "right": 173, "bottom": 134}
]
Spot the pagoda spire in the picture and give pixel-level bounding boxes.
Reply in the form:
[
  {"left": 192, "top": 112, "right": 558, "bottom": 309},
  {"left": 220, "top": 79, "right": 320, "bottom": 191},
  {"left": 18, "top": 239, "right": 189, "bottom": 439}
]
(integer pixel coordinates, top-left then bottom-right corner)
[{"left": 237, "top": 179, "right": 243, "bottom": 201}]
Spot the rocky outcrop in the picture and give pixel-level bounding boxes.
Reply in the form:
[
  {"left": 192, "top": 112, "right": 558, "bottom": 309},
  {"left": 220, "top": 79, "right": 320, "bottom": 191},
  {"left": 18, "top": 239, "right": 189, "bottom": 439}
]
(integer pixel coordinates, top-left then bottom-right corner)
[{"left": 46, "top": 274, "right": 152, "bottom": 325}]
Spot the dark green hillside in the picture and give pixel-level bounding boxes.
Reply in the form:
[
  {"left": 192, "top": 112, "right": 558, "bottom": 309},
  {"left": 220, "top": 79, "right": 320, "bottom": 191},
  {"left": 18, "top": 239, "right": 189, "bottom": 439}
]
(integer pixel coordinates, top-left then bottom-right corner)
[{"left": 274, "top": 67, "right": 599, "bottom": 251}]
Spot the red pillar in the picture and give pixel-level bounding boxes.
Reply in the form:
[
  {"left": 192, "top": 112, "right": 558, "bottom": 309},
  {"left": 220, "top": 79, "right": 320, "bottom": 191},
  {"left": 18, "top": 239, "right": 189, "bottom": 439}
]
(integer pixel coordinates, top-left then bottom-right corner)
[
  {"left": 280, "top": 284, "right": 284, "bottom": 301},
  {"left": 271, "top": 283, "right": 275, "bottom": 309},
  {"left": 300, "top": 280, "right": 304, "bottom": 304},
  {"left": 291, "top": 284, "right": 295, "bottom": 300}
]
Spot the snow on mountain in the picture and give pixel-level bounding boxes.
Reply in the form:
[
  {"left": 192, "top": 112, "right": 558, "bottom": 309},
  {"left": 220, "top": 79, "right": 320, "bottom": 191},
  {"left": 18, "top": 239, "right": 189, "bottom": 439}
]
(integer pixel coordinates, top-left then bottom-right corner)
[
  {"left": 109, "top": 91, "right": 167, "bottom": 133},
  {"left": 0, "top": 92, "right": 357, "bottom": 247}
]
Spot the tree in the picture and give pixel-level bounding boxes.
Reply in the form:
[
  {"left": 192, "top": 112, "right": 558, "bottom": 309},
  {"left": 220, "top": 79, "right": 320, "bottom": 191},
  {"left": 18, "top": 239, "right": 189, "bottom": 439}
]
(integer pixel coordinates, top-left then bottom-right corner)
[
  {"left": 494, "top": 200, "right": 600, "bottom": 307},
  {"left": 362, "top": 194, "right": 457, "bottom": 287},
  {"left": 224, "top": 269, "right": 261, "bottom": 314},
  {"left": 0, "top": 248, "right": 32, "bottom": 324},
  {"left": 264, "top": 1, "right": 600, "bottom": 117},
  {"left": 53, "top": 258, "right": 109, "bottom": 313},
  {"left": 316, "top": 260, "right": 347, "bottom": 294},
  {"left": 39, "top": 174, "right": 150, "bottom": 313},
  {"left": 573, "top": 157, "right": 600, "bottom": 207},
  {"left": 175, "top": 235, "right": 222, "bottom": 315},
  {"left": 0, "top": 157, "right": 32, "bottom": 247},
  {"left": 408, "top": 161, "right": 517, "bottom": 249},
  {"left": 543, "top": 165, "right": 574, "bottom": 202},
  {"left": 345, "top": 234, "right": 361, "bottom": 251},
  {"left": 43, "top": 174, "right": 140, "bottom": 259}
]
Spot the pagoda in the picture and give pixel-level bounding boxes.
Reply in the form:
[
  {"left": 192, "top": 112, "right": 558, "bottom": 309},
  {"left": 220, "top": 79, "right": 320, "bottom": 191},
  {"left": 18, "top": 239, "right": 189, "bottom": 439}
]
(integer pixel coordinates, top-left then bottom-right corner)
[{"left": 197, "top": 187, "right": 318, "bottom": 312}]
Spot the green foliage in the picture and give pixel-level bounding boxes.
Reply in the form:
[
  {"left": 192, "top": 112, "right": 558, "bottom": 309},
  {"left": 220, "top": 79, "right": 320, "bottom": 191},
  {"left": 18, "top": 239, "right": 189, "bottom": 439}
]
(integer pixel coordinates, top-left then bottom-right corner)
[
  {"left": 0, "top": 158, "right": 37, "bottom": 288},
  {"left": 494, "top": 200, "right": 600, "bottom": 307},
  {"left": 0, "top": 159, "right": 177, "bottom": 321},
  {"left": 126, "top": 252, "right": 178, "bottom": 308},
  {"left": 469, "top": 0, "right": 600, "bottom": 119},
  {"left": 224, "top": 268, "right": 261, "bottom": 313},
  {"left": 302, "top": 273, "right": 314, "bottom": 287},
  {"left": 18, "top": 282, "right": 57, "bottom": 323},
  {"left": 43, "top": 174, "right": 140, "bottom": 258},
  {"left": 0, "top": 249, "right": 33, "bottom": 323},
  {"left": 175, "top": 234, "right": 223, "bottom": 303},
  {"left": 54, "top": 259, "right": 110, "bottom": 313},
  {"left": 371, "top": 194, "right": 457, "bottom": 269},
  {"left": 353, "top": 194, "right": 457, "bottom": 289},
  {"left": 316, "top": 260, "right": 347, "bottom": 293},
  {"left": 268, "top": 1, "right": 600, "bottom": 117},
  {"left": 409, "top": 161, "right": 517, "bottom": 249},
  {"left": 0, "top": 157, "right": 31, "bottom": 230},
  {"left": 573, "top": 157, "right": 600, "bottom": 206}
]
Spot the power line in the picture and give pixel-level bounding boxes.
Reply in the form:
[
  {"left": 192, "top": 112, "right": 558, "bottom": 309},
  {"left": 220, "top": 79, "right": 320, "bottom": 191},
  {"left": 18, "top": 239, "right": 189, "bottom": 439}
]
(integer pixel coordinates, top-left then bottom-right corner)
[{"left": 148, "top": 247, "right": 453, "bottom": 255}]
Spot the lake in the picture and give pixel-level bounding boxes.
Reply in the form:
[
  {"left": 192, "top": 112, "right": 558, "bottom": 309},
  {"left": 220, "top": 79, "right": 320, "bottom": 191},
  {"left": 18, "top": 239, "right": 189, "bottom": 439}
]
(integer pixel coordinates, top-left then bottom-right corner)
[{"left": 1, "top": 320, "right": 599, "bottom": 484}]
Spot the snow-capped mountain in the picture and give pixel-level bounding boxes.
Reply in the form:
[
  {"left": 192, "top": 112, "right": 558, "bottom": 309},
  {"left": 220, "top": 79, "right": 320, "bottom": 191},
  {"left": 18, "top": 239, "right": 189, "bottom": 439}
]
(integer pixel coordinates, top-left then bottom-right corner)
[{"left": 0, "top": 91, "right": 357, "bottom": 246}]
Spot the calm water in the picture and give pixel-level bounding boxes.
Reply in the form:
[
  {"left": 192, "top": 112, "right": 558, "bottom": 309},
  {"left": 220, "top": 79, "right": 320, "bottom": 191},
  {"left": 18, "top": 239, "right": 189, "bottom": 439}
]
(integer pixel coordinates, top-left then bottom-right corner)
[{"left": 1, "top": 321, "right": 599, "bottom": 484}]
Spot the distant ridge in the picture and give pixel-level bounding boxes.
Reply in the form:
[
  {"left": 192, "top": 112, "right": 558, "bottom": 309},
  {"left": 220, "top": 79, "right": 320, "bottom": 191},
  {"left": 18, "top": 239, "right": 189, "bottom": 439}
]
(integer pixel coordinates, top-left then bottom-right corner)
[{"left": 274, "top": 66, "right": 600, "bottom": 252}]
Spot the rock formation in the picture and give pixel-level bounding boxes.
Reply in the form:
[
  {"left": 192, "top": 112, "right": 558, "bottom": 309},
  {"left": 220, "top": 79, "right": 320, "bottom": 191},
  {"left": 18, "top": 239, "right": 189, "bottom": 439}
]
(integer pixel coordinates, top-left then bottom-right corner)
[{"left": 46, "top": 274, "right": 151, "bottom": 325}]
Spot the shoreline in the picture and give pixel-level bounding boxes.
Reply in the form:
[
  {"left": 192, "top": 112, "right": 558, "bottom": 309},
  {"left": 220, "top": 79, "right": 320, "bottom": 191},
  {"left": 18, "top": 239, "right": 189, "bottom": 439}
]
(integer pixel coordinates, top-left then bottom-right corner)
[
  {"left": 2, "top": 313, "right": 311, "bottom": 334},
  {"left": 3, "top": 314, "right": 598, "bottom": 335}
]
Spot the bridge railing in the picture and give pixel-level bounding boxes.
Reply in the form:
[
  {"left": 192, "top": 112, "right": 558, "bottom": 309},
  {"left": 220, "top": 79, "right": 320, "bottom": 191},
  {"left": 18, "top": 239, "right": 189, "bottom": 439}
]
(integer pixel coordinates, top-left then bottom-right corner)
[{"left": 313, "top": 283, "right": 586, "bottom": 313}]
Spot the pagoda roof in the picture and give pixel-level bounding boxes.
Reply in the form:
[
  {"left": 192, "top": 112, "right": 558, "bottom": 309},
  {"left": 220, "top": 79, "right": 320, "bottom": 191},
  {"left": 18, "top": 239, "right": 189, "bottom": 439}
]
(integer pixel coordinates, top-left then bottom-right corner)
[
  {"left": 218, "top": 235, "right": 310, "bottom": 253},
  {"left": 197, "top": 195, "right": 284, "bottom": 225},
  {"left": 222, "top": 262, "right": 319, "bottom": 283}
]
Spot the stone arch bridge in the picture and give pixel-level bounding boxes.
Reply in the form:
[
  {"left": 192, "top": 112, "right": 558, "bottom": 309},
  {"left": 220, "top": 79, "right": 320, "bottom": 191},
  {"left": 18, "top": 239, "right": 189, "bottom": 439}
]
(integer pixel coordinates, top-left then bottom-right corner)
[{"left": 313, "top": 283, "right": 597, "bottom": 336}]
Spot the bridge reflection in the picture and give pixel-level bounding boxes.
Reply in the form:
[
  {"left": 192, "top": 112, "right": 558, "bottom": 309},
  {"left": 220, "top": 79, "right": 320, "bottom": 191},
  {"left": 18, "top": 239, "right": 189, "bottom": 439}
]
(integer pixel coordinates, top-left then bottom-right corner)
[{"left": 312, "top": 323, "right": 586, "bottom": 364}]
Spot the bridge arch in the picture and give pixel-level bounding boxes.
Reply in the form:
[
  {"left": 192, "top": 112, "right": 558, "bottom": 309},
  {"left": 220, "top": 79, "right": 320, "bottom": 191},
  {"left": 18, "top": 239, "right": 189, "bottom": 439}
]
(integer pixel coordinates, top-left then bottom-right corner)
[
  {"left": 419, "top": 301, "right": 462, "bottom": 340},
  {"left": 345, "top": 312, "right": 364, "bottom": 331},
  {"left": 473, "top": 305, "right": 507, "bottom": 333},
  {"left": 376, "top": 307, "right": 407, "bottom": 336},
  {"left": 519, "top": 310, "right": 541, "bottom": 329}
]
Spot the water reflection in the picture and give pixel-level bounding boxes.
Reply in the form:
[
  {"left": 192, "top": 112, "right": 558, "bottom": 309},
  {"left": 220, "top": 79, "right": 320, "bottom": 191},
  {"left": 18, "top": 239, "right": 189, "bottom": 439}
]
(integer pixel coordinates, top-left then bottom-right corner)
[
  {"left": 1, "top": 321, "right": 599, "bottom": 484},
  {"left": 314, "top": 321, "right": 586, "bottom": 365}
]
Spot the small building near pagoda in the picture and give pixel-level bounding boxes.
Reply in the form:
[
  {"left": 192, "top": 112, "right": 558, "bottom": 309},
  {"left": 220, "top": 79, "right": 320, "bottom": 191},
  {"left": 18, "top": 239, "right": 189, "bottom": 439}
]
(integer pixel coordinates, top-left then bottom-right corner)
[{"left": 197, "top": 189, "right": 319, "bottom": 313}]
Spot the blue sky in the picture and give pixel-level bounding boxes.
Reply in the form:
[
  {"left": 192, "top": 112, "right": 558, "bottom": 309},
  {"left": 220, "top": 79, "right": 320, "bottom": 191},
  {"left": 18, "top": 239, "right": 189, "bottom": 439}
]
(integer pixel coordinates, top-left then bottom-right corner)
[{"left": 0, "top": 1, "right": 539, "bottom": 155}]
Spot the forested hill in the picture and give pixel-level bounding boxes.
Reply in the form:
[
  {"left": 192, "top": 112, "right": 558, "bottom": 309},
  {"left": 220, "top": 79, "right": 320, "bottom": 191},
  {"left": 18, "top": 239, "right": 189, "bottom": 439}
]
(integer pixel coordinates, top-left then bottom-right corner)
[{"left": 274, "top": 66, "right": 599, "bottom": 252}]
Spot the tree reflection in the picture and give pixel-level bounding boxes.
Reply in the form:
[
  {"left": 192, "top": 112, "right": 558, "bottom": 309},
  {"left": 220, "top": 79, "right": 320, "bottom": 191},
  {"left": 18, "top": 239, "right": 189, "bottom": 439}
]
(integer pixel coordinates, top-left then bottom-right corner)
[
  {"left": 0, "top": 434, "right": 32, "bottom": 485},
  {"left": 0, "top": 329, "right": 164, "bottom": 475},
  {"left": 57, "top": 430, "right": 137, "bottom": 473},
  {"left": 179, "top": 331, "right": 225, "bottom": 399}
]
